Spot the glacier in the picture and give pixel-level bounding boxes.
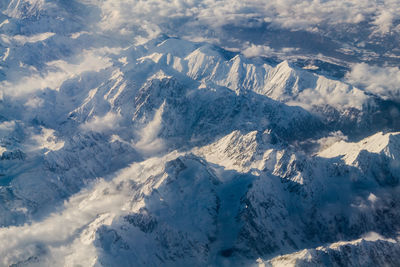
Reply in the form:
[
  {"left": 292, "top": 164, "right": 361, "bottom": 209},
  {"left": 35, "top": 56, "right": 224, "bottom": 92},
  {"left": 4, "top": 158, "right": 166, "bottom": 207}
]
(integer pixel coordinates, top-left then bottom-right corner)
[{"left": 0, "top": 0, "right": 400, "bottom": 266}]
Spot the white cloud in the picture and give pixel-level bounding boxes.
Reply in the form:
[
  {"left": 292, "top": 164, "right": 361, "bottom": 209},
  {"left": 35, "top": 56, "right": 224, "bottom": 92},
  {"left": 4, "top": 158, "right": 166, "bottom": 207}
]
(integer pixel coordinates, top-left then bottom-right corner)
[
  {"left": 0, "top": 19, "right": 9, "bottom": 28},
  {"left": 372, "top": 9, "right": 394, "bottom": 34},
  {"left": 0, "top": 176, "right": 127, "bottom": 266},
  {"left": 12, "top": 32, "right": 55, "bottom": 45},
  {"left": 24, "top": 97, "right": 44, "bottom": 108},
  {"left": 287, "top": 75, "right": 369, "bottom": 110},
  {"left": 30, "top": 127, "right": 64, "bottom": 153},
  {"left": 316, "top": 131, "right": 348, "bottom": 152},
  {"left": 81, "top": 0, "right": 400, "bottom": 46},
  {"left": 346, "top": 63, "right": 400, "bottom": 101},
  {"left": 134, "top": 101, "right": 166, "bottom": 156},
  {"left": 0, "top": 153, "right": 177, "bottom": 266},
  {"left": 0, "top": 121, "right": 17, "bottom": 139},
  {"left": 81, "top": 112, "right": 121, "bottom": 132},
  {"left": 242, "top": 44, "right": 274, "bottom": 58},
  {"left": 0, "top": 50, "right": 112, "bottom": 98},
  {"left": 0, "top": 121, "right": 16, "bottom": 132},
  {"left": 294, "top": 86, "right": 368, "bottom": 110}
]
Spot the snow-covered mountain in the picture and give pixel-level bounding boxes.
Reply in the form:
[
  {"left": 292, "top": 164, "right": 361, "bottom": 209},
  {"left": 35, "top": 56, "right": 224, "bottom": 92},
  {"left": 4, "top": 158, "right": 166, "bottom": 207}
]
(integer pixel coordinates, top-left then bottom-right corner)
[{"left": 0, "top": 0, "right": 400, "bottom": 266}]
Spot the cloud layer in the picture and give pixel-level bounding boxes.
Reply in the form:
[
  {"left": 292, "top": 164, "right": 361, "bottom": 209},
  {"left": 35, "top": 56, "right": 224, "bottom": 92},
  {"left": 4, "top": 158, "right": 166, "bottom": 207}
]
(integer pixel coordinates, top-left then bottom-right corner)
[
  {"left": 85, "top": 0, "right": 400, "bottom": 42},
  {"left": 346, "top": 63, "right": 400, "bottom": 101}
]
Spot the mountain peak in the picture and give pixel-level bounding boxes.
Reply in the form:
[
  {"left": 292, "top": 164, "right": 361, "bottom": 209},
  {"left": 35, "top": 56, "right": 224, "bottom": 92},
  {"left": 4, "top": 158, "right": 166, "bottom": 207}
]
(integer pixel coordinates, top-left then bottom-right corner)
[{"left": 318, "top": 131, "right": 400, "bottom": 164}]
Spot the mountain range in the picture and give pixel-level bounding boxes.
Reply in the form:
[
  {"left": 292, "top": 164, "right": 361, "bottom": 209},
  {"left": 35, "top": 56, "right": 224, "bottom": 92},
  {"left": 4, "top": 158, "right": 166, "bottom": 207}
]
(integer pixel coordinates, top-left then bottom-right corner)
[{"left": 0, "top": 0, "right": 399, "bottom": 266}]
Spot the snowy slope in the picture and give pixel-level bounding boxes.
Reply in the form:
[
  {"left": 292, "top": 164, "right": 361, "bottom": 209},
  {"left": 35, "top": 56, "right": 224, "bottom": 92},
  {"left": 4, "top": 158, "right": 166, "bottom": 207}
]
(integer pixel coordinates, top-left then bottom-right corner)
[{"left": 267, "top": 234, "right": 400, "bottom": 267}]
